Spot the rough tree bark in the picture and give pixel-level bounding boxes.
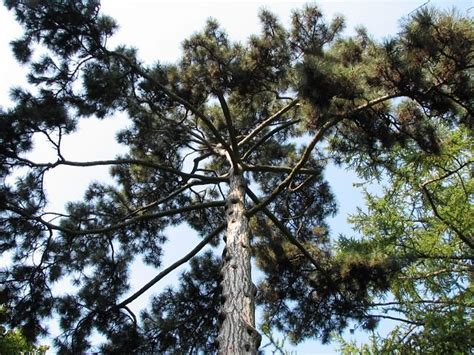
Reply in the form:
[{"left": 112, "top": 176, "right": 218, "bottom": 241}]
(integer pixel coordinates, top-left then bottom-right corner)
[{"left": 217, "top": 168, "right": 261, "bottom": 354}]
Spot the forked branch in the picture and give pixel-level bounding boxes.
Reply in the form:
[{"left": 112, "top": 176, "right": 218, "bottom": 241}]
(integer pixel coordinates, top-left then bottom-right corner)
[{"left": 238, "top": 99, "right": 300, "bottom": 147}]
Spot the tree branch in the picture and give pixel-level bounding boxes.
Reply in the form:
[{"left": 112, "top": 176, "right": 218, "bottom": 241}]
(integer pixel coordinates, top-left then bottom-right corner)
[
  {"left": 398, "top": 267, "right": 470, "bottom": 280},
  {"left": 245, "top": 188, "right": 329, "bottom": 277},
  {"left": 108, "top": 50, "right": 233, "bottom": 154},
  {"left": 368, "top": 314, "right": 424, "bottom": 326},
  {"left": 241, "top": 119, "right": 300, "bottom": 161},
  {"left": 350, "top": 93, "right": 403, "bottom": 115},
  {"left": 249, "top": 117, "right": 339, "bottom": 213},
  {"left": 242, "top": 164, "right": 322, "bottom": 175},
  {"left": 421, "top": 160, "right": 473, "bottom": 186},
  {"left": 114, "top": 165, "right": 327, "bottom": 310},
  {"left": 121, "top": 180, "right": 207, "bottom": 220},
  {"left": 217, "top": 92, "right": 240, "bottom": 170},
  {"left": 7, "top": 200, "right": 226, "bottom": 236},
  {"left": 238, "top": 99, "right": 300, "bottom": 147},
  {"left": 419, "top": 182, "right": 473, "bottom": 249},
  {"left": 370, "top": 300, "right": 473, "bottom": 307},
  {"left": 16, "top": 157, "right": 227, "bottom": 184},
  {"left": 115, "top": 222, "right": 225, "bottom": 309}
]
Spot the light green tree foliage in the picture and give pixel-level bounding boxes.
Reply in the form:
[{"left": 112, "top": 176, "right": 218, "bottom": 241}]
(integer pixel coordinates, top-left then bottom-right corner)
[
  {"left": 334, "top": 6, "right": 474, "bottom": 354},
  {"left": 325, "top": 9, "right": 474, "bottom": 353},
  {"left": 0, "top": 329, "right": 48, "bottom": 354},
  {"left": 338, "top": 126, "right": 473, "bottom": 353},
  {"left": 335, "top": 332, "right": 393, "bottom": 355},
  {"left": 0, "top": 306, "right": 48, "bottom": 355},
  {"left": 329, "top": 9, "right": 473, "bottom": 353}
]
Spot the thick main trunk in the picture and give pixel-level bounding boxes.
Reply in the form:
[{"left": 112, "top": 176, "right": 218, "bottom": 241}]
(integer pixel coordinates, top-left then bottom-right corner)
[{"left": 217, "top": 170, "right": 260, "bottom": 354}]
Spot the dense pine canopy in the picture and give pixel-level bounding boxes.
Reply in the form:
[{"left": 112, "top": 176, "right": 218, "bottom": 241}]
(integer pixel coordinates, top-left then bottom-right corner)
[{"left": 0, "top": 1, "right": 472, "bottom": 353}]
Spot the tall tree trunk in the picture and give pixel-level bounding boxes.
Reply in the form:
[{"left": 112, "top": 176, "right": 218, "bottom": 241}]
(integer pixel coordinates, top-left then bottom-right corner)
[{"left": 217, "top": 169, "right": 261, "bottom": 354}]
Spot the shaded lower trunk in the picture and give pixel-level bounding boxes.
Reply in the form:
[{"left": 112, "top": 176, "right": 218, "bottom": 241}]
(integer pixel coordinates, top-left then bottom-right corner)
[{"left": 217, "top": 170, "right": 261, "bottom": 354}]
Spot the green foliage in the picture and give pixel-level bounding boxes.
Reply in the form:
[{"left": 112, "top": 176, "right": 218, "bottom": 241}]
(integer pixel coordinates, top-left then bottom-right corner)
[
  {"left": 137, "top": 252, "right": 221, "bottom": 353},
  {"left": 0, "top": 0, "right": 472, "bottom": 352},
  {"left": 0, "top": 307, "right": 48, "bottom": 354},
  {"left": 335, "top": 332, "right": 397, "bottom": 355},
  {"left": 342, "top": 124, "right": 473, "bottom": 352},
  {"left": 0, "top": 329, "right": 38, "bottom": 354}
]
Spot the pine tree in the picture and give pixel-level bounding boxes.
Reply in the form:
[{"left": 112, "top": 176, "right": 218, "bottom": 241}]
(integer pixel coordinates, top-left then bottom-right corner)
[{"left": 1, "top": 1, "right": 472, "bottom": 353}]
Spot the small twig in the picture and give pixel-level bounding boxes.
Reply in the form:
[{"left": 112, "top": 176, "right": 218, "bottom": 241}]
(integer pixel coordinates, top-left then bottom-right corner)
[{"left": 408, "top": 1, "right": 431, "bottom": 16}]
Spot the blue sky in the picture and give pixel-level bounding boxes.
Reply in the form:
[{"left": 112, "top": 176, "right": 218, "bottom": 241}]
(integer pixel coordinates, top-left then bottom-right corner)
[{"left": 0, "top": 0, "right": 472, "bottom": 353}]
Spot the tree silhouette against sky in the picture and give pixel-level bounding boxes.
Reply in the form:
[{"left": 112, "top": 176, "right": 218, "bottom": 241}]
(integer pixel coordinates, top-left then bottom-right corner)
[{"left": 1, "top": 0, "right": 472, "bottom": 353}]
